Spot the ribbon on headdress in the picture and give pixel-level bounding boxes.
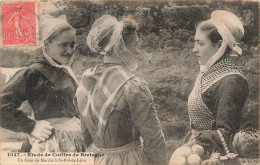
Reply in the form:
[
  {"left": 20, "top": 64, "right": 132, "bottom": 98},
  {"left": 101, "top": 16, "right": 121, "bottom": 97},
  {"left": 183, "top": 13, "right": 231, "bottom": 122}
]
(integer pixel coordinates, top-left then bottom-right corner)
[{"left": 87, "top": 15, "right": 138, "bottom": 71}]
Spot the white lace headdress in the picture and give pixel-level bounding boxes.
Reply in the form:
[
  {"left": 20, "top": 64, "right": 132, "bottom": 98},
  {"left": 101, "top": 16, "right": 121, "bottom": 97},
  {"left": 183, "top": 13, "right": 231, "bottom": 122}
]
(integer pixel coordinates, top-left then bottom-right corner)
[
  {"left": 87, "top": 15, "right": 138, "bottom": 71},
  {"left": 40, "top": 15, "right": 77, "bottom": 83},
  {"left": 200, "top": 10, "right": 244, "bottom": 72}
]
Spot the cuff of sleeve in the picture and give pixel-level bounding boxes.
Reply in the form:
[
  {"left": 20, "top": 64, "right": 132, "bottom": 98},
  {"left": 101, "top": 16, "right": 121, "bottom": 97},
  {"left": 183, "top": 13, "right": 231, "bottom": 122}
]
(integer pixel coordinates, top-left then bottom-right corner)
[
  {"left": 21, "top": 119, "right": 36, "bottom": 134},
  {"left": 195, "top": 130, "right": 225, "bottom": 155}
]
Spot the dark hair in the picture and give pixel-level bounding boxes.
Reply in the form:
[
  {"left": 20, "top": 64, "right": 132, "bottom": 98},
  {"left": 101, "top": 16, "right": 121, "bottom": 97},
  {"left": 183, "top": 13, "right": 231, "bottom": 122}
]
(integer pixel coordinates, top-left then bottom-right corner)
[
  {"left": 46, "top": 26, "right": 76, "bottom": 43},
  {"left": 197, "top": 21, "right": 222, "bottom": 44},
  {"left": 197, "top": 21, "right": 232, "bottom": 57},
  {"left": 122, "top": 15, "right": 138, "bottom": 39}
]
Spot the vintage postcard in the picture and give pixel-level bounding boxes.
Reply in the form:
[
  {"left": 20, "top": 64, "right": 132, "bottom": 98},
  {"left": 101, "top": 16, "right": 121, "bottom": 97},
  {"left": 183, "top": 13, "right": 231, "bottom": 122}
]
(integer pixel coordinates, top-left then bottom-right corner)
[{"left": 0, "top": 0, "right": 259, "bottom": 165}]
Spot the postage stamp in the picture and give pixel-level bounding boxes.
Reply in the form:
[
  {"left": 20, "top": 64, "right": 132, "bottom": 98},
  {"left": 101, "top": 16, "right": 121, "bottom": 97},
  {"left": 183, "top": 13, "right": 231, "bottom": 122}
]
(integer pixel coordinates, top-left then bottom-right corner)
[{"left": 2, "top": 2, "right": 37, "bottom": 46}]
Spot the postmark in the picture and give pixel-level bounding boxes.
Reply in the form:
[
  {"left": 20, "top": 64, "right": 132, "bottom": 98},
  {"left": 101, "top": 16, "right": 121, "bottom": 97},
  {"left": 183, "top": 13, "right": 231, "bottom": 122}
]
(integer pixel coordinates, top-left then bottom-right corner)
[{"left": 2, "top": 2, "right": 37, "bottom": 46}]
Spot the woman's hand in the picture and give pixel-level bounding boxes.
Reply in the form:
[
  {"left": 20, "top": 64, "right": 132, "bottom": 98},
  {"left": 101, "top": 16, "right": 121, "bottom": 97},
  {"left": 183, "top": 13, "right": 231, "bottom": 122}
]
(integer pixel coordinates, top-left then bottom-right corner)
[{"left": 31, "top": 120, "right": 53, "bottom": 141}]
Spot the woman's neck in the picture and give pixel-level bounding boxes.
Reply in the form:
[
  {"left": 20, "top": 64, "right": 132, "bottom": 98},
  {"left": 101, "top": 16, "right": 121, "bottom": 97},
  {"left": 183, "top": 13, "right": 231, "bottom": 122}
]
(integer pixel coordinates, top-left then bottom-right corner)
[{"left": 103, "top": 53, "right": 123, "bottom": 64}]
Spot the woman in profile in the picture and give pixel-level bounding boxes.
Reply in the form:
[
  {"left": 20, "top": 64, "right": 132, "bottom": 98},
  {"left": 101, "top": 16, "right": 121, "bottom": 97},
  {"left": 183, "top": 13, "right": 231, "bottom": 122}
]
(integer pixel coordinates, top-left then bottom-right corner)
[
  {"left": 184, "top": 10, "right": 249, "bottom": 158},
  {"left": 0, "top": 15, "right": 84, "bottom": 152},
  {"left": 76, "top": 15, "right": 167, "bottom": 165}
]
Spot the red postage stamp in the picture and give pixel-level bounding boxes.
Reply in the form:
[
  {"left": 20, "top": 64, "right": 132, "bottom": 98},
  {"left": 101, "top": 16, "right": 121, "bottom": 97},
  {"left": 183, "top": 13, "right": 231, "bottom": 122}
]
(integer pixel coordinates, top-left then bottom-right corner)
[{"left": 2, "top": 2, "right": 37, "bottom": 46}]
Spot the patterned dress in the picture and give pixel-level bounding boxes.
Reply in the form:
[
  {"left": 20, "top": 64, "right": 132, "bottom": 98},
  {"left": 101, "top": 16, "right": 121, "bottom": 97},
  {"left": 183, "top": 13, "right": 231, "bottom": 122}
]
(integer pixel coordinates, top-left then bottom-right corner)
[
  {"left": 186, "top": 57, "right": 249, "bottom": 155},
  {"left": 76, "top": 63, "right": 167, "bottom": 165}
]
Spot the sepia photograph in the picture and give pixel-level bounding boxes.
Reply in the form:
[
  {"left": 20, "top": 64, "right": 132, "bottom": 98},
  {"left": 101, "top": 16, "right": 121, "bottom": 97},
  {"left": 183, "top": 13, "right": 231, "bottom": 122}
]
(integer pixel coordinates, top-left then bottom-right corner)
[{"left": 0, "top": 0, "right": 259, "bottom": 164}]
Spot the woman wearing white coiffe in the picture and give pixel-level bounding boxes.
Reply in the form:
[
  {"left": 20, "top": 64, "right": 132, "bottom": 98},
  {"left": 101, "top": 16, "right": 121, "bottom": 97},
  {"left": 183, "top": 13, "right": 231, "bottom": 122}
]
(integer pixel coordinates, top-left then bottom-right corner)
[
  {"left": 76, "top": 15, "right": 167, "bottom": 165},
  {"left": 182, "top": 10, "right": 249, "bottom": 158},
  {"left": 30, "top": 15, "right": 84, "bottom": 152},
  {"left": 0, "top": 14, "right": 85, "bottom": 152},
  {"left": 40, "top": 15, "right": 78, "bottom": 82}
]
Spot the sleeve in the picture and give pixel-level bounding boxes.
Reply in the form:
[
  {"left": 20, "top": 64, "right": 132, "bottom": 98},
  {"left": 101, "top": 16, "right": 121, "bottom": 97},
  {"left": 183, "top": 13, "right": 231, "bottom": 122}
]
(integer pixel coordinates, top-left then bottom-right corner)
[
  {"left": 74, "top": 92, "right": 93, "bottom": 148},
  {"left": 80, "top": 113, "right": 93, "bottom": 148},
  {"left": 0, "top": 68, "right": 36, "bottom": 134},
  {"left": 195, "top": 75, "right": 249, "bottom": 155},
  {"left": 214, "top": 75, "right": 249, "bottom": 137},
  {"left": 75, "top": 70, "right": 93, "bottom": 148},
  {"left": 125, "top": 78, "right": 168, "bottom": 165}
]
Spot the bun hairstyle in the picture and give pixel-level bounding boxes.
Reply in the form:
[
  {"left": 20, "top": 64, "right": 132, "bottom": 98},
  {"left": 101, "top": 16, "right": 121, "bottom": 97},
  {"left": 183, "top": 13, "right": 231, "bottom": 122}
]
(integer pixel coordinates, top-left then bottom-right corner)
[{"left": 122, "top": 15, "right": 138, "bottom": 36}]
